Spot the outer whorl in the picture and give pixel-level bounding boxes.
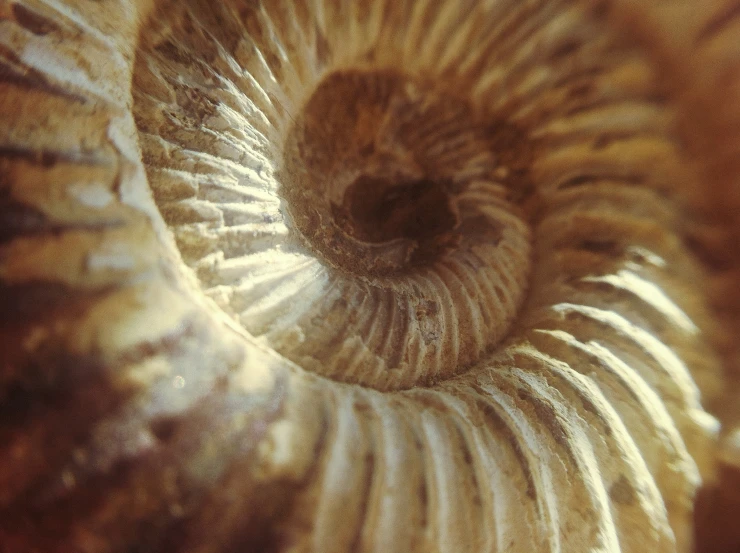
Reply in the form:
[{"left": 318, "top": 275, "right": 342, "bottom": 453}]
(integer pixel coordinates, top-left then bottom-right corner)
[{"left": 1, "top": 1, "right": 739, "bottom": 552}]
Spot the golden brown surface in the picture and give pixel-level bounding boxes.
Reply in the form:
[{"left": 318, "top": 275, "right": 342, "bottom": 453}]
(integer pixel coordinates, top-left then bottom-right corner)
[{"left": 1, "top": 1, "right": 739, "bottom": 552}]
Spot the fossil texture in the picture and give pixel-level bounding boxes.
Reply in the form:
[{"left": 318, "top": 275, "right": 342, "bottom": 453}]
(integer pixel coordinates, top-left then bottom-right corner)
[{"left": 1, "top": 1, "right": 740, "bottom": 552}]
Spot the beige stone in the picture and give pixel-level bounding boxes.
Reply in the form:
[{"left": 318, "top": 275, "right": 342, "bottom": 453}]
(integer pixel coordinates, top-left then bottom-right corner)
[{"left": 1, "top": 1, "right": 739, "bottom": 552}]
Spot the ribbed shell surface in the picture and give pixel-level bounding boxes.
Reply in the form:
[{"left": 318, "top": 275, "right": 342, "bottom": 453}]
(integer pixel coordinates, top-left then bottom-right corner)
[{"left": 1, "top": 1, "right": 739, "bottom": 553}]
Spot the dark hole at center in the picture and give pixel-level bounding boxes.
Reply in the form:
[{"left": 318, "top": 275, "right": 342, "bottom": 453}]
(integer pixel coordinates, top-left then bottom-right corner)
[{"left": 333, "top": 175, "right": 460, "bottom": 262}]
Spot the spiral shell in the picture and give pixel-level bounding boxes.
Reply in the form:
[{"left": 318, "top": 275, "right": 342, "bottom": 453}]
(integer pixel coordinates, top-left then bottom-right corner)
[{"left": 1, "top": 0, "right": 739, "bottom": 552}]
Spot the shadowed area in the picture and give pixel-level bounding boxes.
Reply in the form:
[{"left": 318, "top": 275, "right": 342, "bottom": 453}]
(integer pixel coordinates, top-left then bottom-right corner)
[{"left": 332, "top": 176, "right": 461, "bottom": 264}]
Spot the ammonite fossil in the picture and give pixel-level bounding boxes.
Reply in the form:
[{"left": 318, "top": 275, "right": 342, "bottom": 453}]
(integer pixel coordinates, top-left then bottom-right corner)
[{"left": 2, "top": 0, "right": 740, "bottom": 552}]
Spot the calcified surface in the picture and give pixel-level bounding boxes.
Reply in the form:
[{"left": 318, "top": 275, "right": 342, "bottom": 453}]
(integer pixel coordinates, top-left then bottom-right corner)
[{"left": 1, "top": 0, "right": 740, "bottom": 552}]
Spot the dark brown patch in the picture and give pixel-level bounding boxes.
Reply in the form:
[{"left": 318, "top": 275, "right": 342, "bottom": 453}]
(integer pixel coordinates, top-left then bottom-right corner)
[
  {"left": 314, "top": 26, "right": 331, "bottom": 67},
  {"left": 609, "top": 474, "right": 636, "bottom": 506},
  {"left": 0, "top": 193, "right": 123, "bottom": 243},
  {"left": 577, "top": 394, "right": 611, "bottom": 437},
  {"left": 415, "top": 300, "right": 439, "bottom": 318},
  {"left": 417, "top": 471, "right": 429, "bottom": 530},
  {"left": 454, "top": 424, "right": 483, "bottom": 512},
  {"left": 150, "top": 417, "right": 181, "bottom": 443},
  {"left": 347, "top": 449, "right": 375, "bottom": 553},
  {"left": 486, "top": 120, "right": 534, "bottom": 172},
  {"left": 0, "top": 456, "right": 139, "bottom": 551},
  {"left": 0, "top": 196, "right": 55, "bottom": 241},
  {"left": 333, "top": 176, "right": 460, "bottom": 265},
  {"left": 550, "top": 40, "right": 582, "bottom": 61},
  {"left": 682, "top": 227, "right": 735, "bottom": 272},
  {"left": 0, "top": 46, "right": 88, "bottom": 104},
  {"left": 696, "top": 2, "right": 740, "bottom": 42},
  {"left": 694, "top": 464, "right": 740, "bottom": 553},
  {"left": 517, "top": 389, "right": 578, "bottom": 467},
  {"left": 154, "top": 40, "right": 195, "bottom": 66},
  {"left": 172, "top": 83, "right": 220, "bottom": 125},
  {"left": 2, "top": 367, "right": 289, "bottom": 552},
  {"left": 588, "top": 0, "right": 611, "bottom": 21},
  {"left": 485, "top": 121, "right": 538, "bottom": 214},
  {"left": 569, "top": 82, "right": 595, "bottom": 99},
  {"left": 114, "top": 320, "right": 197, "bottom": 369},
  {"left": 0, "top": 145, "right": 108, "bottom": 167},
  {"left": 0, "top": 350, "right": 131, "bottom": 529},
  {"left": 11, "top": 3, "right": 60, "bottom": 36},
  {"left": 387, "top": 302, "right": 410, "bottom": 369},
  {"left": 577, "top": 239, "right": 621, "bottom": 255},
  {"left": 405, "top": 421, "right": 429, "bottom": 532}
]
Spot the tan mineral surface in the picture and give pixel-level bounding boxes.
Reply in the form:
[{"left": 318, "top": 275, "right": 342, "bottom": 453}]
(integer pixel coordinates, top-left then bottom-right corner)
[{"left": 1, "top": 1, "right": 739, "bottom": 552}]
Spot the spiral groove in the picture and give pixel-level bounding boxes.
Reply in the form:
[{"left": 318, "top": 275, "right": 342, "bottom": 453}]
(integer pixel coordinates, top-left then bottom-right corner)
[{"left": 0, "top": 0, "right": 735, "bottom": 552}]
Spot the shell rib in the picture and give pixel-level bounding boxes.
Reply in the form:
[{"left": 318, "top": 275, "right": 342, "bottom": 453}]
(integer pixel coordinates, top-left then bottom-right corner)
[{"left": 1, "top": 1, "right": 738, "bottom": 552}]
